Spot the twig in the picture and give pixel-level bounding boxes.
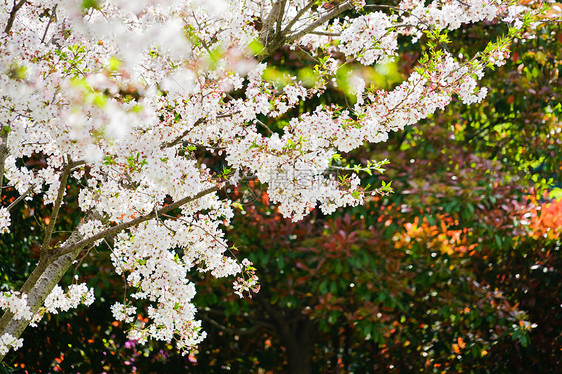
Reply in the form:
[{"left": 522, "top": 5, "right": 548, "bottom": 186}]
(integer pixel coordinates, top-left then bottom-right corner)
[
  {"left": 162, "top": 213, "right": 230, "bottom": 251},
  {"left": 364, "top": 4, "right": 432, "bottom": 31},
  {"left": 160, "top": 118, "right": 205, "bottom": 149},
  {"left": 7, "top": 185, "right": 33, "bottom": 211},
  {"left": 455, "top": 0, "right": 470, "bottom": 7},
  {"left": 309, "top": 30, "right": 340, "bottom": 36},
  {"left": 155, "top": 205, "right": 177, "bottom": 234},
  {"left": 184, "top": 141, "right": 226, "bottom": 151},
  {"left": 40, "top": 4, "right": 57, "bottom": 44},
  {"left": 199, "top": 314, "right": 268, "bottom": 335},
  {"left": 160, "top": 111, "right": 239, "bottom": 149},
  {"left": 296, "top": 44, "right": 320, "bottom": 63},
  {"left": 254, "top": 118, "right": 274, "bottom": 135}
]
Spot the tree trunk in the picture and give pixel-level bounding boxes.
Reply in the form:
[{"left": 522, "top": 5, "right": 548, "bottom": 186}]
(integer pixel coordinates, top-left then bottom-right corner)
[
  {"left": 282, "top": 318, "right": 315, "bottom": 374},
  {"left": 285, "top": 336, "right": 313, "bottom": 374},
  {"left": 256, "top": 297, "right": 317, "bottom": 374},
  {"left": 0, "top": 231, "right": 83, "bottom": 362}
]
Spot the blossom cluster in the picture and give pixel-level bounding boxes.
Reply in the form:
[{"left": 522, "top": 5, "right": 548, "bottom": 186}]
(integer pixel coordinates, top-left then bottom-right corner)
[
  {"left": 399, "top": 0, "right": 508, "bottom": 39},
  {"left": 42, "top": 284, "right": 95, "bottom": 314},
  {"left": 0, "top": 334, "right": 23, "bottom": 356},
  {"left": 339, "top": 12, "right": 398, "bottom": 66},
  {"left": 28, "top": 284, "right": 95, "bottom": 328},
  {"left": 0, "top": 292, "right": 32, "bottom": 321},
  {"left": 108, "top": 197, "right": 239, "bottom": 350},
  {"left": 0, "top": 292, "right": 30, "bottom": 354},
  {"left": 233, "top": 259, "right": 261, "bottom": 298}
]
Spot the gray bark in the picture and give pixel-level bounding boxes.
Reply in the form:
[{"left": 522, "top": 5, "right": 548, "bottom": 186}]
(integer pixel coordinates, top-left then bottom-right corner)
[{"left": 0, "top": 230, "right": 84, "bottom": 362}]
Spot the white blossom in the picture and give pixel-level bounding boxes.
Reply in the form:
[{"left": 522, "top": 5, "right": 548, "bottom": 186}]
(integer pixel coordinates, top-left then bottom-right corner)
[
  {"left": 43, "top": 284, "right": 95, "bottom": 315},
  {"left": 0, "top": 292, "right": 32, "bottom": 321},
  {"left": 0, "top": 334, "right": 24, "bottom": 356}
]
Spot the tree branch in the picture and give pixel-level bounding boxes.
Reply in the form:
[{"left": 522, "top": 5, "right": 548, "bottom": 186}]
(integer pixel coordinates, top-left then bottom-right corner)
[
  {"left": 260, "top": 0, "right": 282, "bottom": 45},
  {"left": 40, "top": 4, "right": 57, "bottom": 44},
  {"left": 0, "top": 223, "right": 92, "bottom": 362},
  {"left": 255, "top": 118, "right": 274, "bottom": 135},
  {"left": 160, "top": 118, "right": 205, "bottom": 149},
  {"left": 201, "top": 307, "right": 276, "bottom": 329},
  {"left": 286, "top": 0, "right": 353, "bottom": 42},
  {"left": 258, "top": 0, "right": 292, "bottom": 60},
  {"left": 309, "top": 30, "right": 341, "bottom": 36},
  {"left": 0, "top": 131, "right": 8, "bottom": 191},
  {"left": 39, "top": 160, "right": 84, "bottom": 261},
  {"left": 160, "top": 111, "right": 239, "bottom": 150},
  {"left": 282, "top": 0, "right": 316, "bottom": 35},
  {"left": 7, "top": 185, "right": 33, "bottom": 211},
  {"left": 55, "top": 185, "right": 220, "bottom": 258},
  {"left": 275, "top": 0, "right": 288, "bottom": 37},
  {"left": 199, "top": 314, "right": 265, "bottom": 336},
  {"left": 183, "top": 141, "right": 226, "bottom": 151},
  {"left": 4, "top": 0, "right": 27, "bottom": 34}
]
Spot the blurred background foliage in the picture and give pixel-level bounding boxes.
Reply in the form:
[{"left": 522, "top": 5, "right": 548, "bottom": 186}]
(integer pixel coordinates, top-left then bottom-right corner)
[{"left": 1, "top": 2, "right": 561, "bottom": 373}]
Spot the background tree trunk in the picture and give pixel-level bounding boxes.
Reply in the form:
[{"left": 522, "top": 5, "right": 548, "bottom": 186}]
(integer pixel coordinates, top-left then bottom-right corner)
[
  {"left": 284, "top": 328, "right": 313, "bottom": 374},
  {"left": 280, "top": 317, "right": 315, "bottom": 374}
]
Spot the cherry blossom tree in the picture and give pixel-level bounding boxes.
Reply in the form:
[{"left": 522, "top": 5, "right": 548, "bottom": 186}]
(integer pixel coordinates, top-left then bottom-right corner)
[{"left": 0, "top": 0, "right": 535, "bottom": 361}]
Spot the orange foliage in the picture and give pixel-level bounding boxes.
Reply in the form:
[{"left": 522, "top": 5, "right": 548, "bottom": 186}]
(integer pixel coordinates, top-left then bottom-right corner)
[
  {"left": 452, "top": 337, "right": 466, "bottom": 354},
  {"left": 525, "top": 197, "right": 562, "bottom": 240},
  {"left": 396, "top": 216, "right": 477, "bottom": 255}
]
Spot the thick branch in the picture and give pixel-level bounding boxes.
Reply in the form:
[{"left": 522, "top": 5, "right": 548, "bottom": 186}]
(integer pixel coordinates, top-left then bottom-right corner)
[
  {"left": 39, "top": 160, "right": 82, "bottom": 260},
  {"left": 260, "top": 0, "right": 282, "bottom": 44},
  {"left": 0, "top": 184, "right": 219, "bottom": 360},
  {"left": 56, "top": 185, "right": 220, "bottom": 258},
  {"left": 275, "top": 0, "right": 288, "bottom": 36},
  {"left": 282, "top": 0, "right": 316, "bottom": 34},
  {"left": 259, "top": 0, "right": 291, "bottom": 60},
  {"left": 286, "top": 0, "right": 353, "bottom": 42},
  {"left": 257, "top": 0, "right": 353, "bottom": 61}
]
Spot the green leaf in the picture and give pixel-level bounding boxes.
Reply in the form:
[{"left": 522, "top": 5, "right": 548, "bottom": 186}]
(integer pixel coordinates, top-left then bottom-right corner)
[
  {"left": 82, "top": 0, "right": 100, "bottom": 10},
  {"left": 248, "top": 39, "right": 265, "bottom": 56}
]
